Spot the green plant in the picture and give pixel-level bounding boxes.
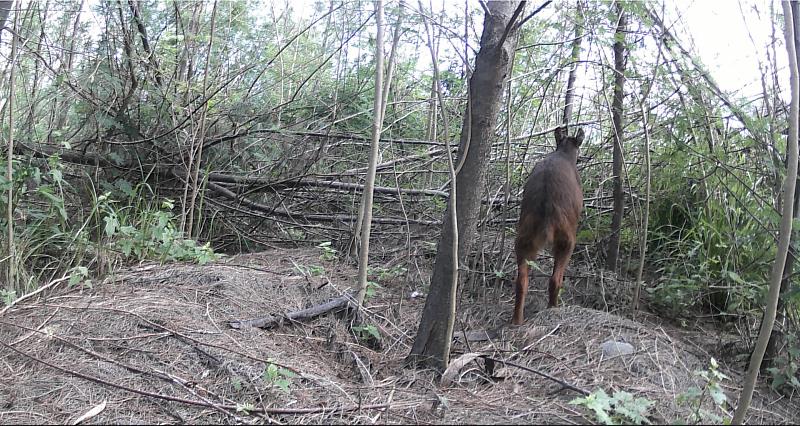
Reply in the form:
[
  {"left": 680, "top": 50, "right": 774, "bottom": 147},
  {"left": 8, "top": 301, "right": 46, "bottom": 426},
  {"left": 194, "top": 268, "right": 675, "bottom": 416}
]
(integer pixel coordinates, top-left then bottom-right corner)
[
  {"left": 294, "top": 263, "right": 325, "bottom": 277},
  {"left": 372, "top": 265, "right": 407, "bottom": 281},
  {"left": 99, "top": 194, "right": 220, "bottom": 265},
  {"left": 570, "top": 388, "right": 654, "bottom": 425},
  {"left": 364, "top": 280, "right": 381, "bottom": 300},
  {"left": 68, "top": 266, "right": 90, "bottom": 288},
  {"left": 677, "top": 358, "right": 730, "bottom": 424},
  {"left": 646, "top": 145, "right": 776, "bottom": 318},
  {"left": 767, "top": 335, "right": 800, "bottom": 393},
  {"left": 262, "top": 363, "right": 297, "bottom": 392},
  {"left": 0, "top": 289, "right": 16, "bottom": 306},
  {"left": 526, "top": 259, "right": 545, "bottom": 274},
  {"left": 317, "top": 241, "right": 337, "bottom": 261},
  {"left": 236, "top": 403, "right": 256, "bottom": 414},
  {"left": 353, "top": 324, "right": 381, "bottom": 342},
  {"left": 286, "top": 228, "right": 306, "bottom": 241}
]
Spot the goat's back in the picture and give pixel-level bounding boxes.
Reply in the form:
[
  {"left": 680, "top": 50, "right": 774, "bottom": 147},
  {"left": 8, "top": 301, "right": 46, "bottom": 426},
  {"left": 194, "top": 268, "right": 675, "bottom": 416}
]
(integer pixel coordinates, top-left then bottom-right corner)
[{"left": 518, "top": 150, "right": 583, "bottom": 242}]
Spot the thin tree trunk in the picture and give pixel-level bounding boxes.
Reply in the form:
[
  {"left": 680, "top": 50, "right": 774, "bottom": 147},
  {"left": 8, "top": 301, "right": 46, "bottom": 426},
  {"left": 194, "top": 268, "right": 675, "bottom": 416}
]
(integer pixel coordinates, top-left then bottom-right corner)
[
  {"left": 562, "top": 0, "right": 583, "bottom": 125},
  {"left": 186, "top": 0, "right": 218, "bottom": 238},
  {"left": 409, "top": 0, "right": 524, "bottom": 371},
  {"left": 427, "top": 78, "right": 437, "bottom": 142},
  {"left": 4, "top": 3, "right": 16, "bottom": 293},
  {"left": 765, "top": 0, "right": 800, "bottom": 370},
  {"left": 632, "top": 36, "right": 665, "bottom": 311},
  {"left": 606, "top": 0, "right": 626, "bottom": 272},
  {"left": 351, "top": 2, "right": 402, "bottom": 260},
  {"left": 0, "top": 1, "right": 12, "bottom": 41},
  {"left": 355, "top": 0, "right": 384, "bottom": 306},
  {"left": 733, "top": 2, "right": 799, "bottom": 423},
  {"left": 54, "top": 0, "right": 82, "bottom": 132},
  {"left": 380, "top": 5, "right": 402, "bottom": 125},
  {"left": 177, "top": 1, "right": 203, "bottom": 234},
  {"left": 128, "top": 0, "right": 163, "bottom": 87},
  {"left": 633, "top": 100, "right": 651, "bottom": 311},
  {"left": 414, "top": 0, "right": 458, "bottom": 366}
]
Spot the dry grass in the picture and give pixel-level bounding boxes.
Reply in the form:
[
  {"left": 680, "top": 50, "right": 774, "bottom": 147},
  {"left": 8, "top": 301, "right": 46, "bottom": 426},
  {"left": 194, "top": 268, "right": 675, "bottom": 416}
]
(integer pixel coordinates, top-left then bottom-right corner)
[{"left": 0, "top": 247, "right": 796, "bottom": 424}]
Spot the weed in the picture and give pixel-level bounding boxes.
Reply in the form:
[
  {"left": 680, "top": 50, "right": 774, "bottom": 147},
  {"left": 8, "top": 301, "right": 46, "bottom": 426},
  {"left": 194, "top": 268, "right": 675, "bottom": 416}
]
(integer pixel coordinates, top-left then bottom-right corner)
[
  {"left": 262, "top": 363, "right": 297, "bottom": 392},
  {"left": 677, "top": 358, "right": 730, "bottom": 424},
  {"left": 317, "top": 241, "right": 337, "bottom": 261},
  {"left": 571, "top": 388, "right": 654, "bottom": 425}
]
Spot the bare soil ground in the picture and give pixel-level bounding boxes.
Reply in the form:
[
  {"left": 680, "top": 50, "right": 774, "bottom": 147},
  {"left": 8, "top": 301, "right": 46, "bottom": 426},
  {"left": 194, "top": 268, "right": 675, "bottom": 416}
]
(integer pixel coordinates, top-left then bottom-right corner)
[{"left": 0, "top": 247, "right": 797, "bottom": 424}]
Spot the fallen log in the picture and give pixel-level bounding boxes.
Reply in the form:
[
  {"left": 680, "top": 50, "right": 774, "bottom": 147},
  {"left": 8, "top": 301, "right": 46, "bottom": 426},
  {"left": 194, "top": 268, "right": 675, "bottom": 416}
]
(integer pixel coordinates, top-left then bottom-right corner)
[{"left": 228, "top": 292, "right": 355, "bottom": 329}]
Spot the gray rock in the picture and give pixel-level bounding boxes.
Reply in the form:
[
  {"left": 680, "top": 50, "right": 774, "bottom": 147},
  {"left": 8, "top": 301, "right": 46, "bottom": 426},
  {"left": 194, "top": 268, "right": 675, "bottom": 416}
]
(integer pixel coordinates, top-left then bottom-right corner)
[{"left": 601, "top": 340, "right": 635, "bottom": 357}]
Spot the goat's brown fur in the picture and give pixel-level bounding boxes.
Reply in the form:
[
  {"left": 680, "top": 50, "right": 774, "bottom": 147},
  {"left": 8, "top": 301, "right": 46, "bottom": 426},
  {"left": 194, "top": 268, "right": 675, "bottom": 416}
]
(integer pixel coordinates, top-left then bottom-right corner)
[{"left": 513, "top": 126, "right": 584, "bottom": 325}]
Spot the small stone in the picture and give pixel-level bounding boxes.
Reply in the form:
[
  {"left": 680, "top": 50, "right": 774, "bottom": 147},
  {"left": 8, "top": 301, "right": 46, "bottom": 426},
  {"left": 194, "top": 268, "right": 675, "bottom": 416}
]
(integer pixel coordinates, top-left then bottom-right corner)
[{"left": 600, "top": 340, "right": 635, "bottom": 357}]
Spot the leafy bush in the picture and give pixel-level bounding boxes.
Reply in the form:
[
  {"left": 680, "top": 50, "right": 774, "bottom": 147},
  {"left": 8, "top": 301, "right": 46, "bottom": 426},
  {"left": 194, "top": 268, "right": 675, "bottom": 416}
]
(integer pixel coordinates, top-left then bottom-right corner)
[
  {"left": 98, "top": 193, "right": 219, "bottom": 265},
  {"left": 677, "top": 358, "right": 730, "bottom": 424},
  {"left": 767, "top": 334, "right": 800, "bottom": 394},
  {"left": 570, "top": 388, "right": 654, "bottom": 425},
  {"left": 648, "top": 148, "right": 774, "bottom": 316}
]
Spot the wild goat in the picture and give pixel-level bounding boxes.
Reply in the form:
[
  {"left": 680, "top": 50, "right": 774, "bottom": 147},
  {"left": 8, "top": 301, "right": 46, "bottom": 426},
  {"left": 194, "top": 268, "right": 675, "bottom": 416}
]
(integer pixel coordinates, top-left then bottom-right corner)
[{"left": 512, "top": 126, "right": 584, "bottom": 325}]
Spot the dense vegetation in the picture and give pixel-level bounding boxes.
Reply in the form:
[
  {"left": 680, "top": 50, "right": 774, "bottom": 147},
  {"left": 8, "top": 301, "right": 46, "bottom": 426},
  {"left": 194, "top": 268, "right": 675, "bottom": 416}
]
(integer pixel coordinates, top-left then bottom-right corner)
[{"left": 1, "top": 0, "right": 798, "bottom": 403}]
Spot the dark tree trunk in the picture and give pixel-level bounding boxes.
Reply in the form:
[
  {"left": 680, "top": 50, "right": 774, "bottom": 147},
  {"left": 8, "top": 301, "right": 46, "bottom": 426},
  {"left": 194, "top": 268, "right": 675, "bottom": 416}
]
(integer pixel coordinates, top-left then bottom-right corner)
[
  {"left": 408, "top": 0, "right": 522, "bottom": 371},
  {"left": 606, "top": 1, "right": 626, "bottom": 272}
]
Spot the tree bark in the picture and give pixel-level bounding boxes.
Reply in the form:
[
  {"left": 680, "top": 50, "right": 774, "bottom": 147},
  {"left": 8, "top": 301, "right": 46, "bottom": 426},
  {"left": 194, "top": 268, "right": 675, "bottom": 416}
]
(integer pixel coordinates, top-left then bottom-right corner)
[
  {"left": 355, "top": 0, "right": 384, "bottom": 306},
  {"left": 0, "top": 1, "right": 12, "bottom": 41},
  {"left": 408, "top": 0, "right": 522, "bottom": 371},
  {"left": 606, "top": 1, "right": 626, "bottom": 272},
  {"left": 351, "top": 2, "right": 401, "bottom": 260},
  {"left": 4, "top": 2, "right": 16, "bottom": 293},
  {"left": 186, "top": 0, "right": 218, "bottom": 238},
  {"left": 765, "top": 0, "right": 800, "bottom": 370},
  {"left": 732, "top": 2, "right": 799, "bottom": 423},
  {"left": 562, "top": 0, "right": 584, "bottom": 125}
]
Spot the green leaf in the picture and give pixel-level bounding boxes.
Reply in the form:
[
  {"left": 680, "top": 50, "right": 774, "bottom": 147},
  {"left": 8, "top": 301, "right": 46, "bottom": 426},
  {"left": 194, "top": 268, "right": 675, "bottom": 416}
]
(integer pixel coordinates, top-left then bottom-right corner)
[
  {"left": 236, "top": 403, "right": 255, "bottom": 414},
  {"left": 278, "top": 368, "right": 297, "bottom": 379},
  {"left": 69, "top": 266, "right": 88, "bottom": 286},
  {"left": 612, "top": 391, "right": 653, "bottom": 425},
  {"left": 104, "top": 215, "right": 119, "bottom": 237},
  {"left": 571, "top": 389, "right": 615, "bottom": 425},
  {"left": 50, "top": 168, "right": 63, "bottom": 184},
  {"left": 709, "top": 383, "right": 727, "bottom": 406},
  {"left": 115, "top": 179, "right": 134, "bottom": 197},
  {"left": 724, "top": 271, "right": 745, "bottom": 285},
  {"left": 108, "top": 151, "right": 124, "bottom": 166}
]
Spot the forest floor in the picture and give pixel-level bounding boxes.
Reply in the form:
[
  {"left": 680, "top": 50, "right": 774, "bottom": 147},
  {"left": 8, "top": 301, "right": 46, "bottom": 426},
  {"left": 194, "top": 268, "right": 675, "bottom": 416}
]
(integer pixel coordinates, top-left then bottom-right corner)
[{"left": 0, "top": 246, "right": 797, "bottom": 424}]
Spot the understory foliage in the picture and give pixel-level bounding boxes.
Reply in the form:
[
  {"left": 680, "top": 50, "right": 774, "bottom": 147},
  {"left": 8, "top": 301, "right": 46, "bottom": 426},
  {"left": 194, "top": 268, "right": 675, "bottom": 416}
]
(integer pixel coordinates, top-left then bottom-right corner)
[{"left": 0, "top": 0, "right": 797, "bottom": 392}]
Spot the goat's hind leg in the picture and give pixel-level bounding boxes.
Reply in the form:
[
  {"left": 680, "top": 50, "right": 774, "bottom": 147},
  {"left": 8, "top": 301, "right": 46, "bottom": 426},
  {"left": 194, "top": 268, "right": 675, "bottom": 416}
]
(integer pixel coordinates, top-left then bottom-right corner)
[
  {"left": 548, "top": 236, "right": 575, "bottom": 308},
  {"left": 513, "top": 239, "right": 541, "bottom": 325}
]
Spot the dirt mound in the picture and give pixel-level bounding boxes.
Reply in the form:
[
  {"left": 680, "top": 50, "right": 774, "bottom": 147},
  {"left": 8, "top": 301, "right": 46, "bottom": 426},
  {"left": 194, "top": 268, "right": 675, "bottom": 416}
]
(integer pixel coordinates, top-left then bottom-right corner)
[{"left": 0, "top": 248, "right": 796, "bottom": 424}]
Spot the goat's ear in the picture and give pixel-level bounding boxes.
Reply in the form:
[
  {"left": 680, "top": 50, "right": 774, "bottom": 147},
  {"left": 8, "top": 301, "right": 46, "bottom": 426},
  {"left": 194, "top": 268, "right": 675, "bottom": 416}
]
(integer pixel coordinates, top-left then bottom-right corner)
[
  {"left": 554, "top": 126, "right": 566, "bottom": 144},
  {"left": 575, "top": 128, "right": 585, "bottom": 146}
]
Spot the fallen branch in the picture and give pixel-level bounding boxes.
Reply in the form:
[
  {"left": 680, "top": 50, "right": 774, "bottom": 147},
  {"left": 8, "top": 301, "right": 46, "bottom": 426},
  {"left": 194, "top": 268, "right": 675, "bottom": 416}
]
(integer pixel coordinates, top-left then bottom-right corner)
[
  {"left": 0, "top": 274, "right": 70, "bottom": 316},
  {"left": 480, "top": 355, "right": 590, "bottom": 396},
  {"left": 228, "top": 292, "right": 355, "bottom": 329},
  {"left": 205, "top": 180, "right": 440, "bottom": 226},
  {"left": 210, "top": 174, "right": 450, "bottom": 198}
]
